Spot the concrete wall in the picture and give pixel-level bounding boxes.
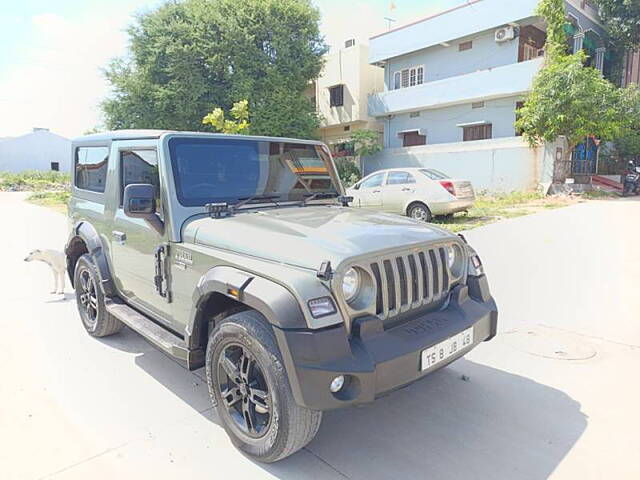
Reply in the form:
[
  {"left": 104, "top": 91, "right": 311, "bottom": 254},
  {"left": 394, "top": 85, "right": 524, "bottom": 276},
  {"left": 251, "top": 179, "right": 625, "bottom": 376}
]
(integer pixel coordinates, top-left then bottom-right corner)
[
  {"left": 383, "top": 29, "right": 520, "bottom": 91},
  {"left": 363, "top": 136, "right": 563, "bottom": 192},
  {"left": 0, "top": 129, "right": 71, "bottom": 173},
  {"left": 383, "top": 95, "right": 522, "bottom": 148}
]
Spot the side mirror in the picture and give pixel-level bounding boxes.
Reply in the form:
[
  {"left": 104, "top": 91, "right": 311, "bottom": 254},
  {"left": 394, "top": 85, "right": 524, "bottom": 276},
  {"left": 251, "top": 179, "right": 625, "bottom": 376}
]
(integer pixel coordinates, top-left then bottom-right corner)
[
  {"left": 123, "top": 184, "right": 156, "bottom": 218},
  {"left": 123, "top": 184, "right": 164, "bottom": 234}
]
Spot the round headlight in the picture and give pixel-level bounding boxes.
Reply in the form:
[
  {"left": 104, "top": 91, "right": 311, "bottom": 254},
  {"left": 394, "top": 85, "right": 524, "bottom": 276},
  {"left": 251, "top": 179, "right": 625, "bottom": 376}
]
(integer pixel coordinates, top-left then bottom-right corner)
[
  {"left": 446, "top": 244, "right": 464, "bottom": 277},
  {"left": 342, "top": 268, "right": 360, "bottom": 303}
]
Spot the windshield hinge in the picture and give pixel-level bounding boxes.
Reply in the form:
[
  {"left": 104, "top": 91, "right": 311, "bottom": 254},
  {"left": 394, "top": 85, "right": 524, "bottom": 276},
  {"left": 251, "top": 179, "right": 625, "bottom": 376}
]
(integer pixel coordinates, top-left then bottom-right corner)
[
  {"left": 205, "top": 202, "right": 231, "bottom": 218},
  {"left": 317, "top": 261, "right": 333, "bottom": 281}
]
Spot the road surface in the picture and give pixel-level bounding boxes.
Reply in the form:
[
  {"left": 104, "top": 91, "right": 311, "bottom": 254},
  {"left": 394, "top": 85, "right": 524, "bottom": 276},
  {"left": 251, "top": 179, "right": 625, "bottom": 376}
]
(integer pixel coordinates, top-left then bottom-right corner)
[{"left": 1, "top": 192, "right": 639, "bottom": 479}]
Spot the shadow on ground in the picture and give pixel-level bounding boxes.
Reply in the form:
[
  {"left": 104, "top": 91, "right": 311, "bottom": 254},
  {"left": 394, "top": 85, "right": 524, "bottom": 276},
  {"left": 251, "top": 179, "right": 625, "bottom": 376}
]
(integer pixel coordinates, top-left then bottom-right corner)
[{"left": 101, "top": 329, "right": 586, "bottom": 480}]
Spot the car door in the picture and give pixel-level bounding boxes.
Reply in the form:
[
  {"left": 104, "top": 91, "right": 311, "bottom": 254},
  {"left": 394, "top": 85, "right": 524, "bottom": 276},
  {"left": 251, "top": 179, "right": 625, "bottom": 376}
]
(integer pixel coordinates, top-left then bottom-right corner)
[
  {"left": 354, "top": 172, "right": 385, "bottom": 208},
  {"left": 381, "top": 171, "right": 417, "bottom": 214},
  {"left": 110, "top": 147, "right": 174, "bottom": 326}
]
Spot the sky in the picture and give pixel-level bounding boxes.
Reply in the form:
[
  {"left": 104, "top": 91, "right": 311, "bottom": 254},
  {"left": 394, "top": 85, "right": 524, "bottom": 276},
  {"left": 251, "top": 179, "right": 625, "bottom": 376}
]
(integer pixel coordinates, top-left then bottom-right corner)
[{"left": 0, "top": 0, "right": 465, "bottom": 139}]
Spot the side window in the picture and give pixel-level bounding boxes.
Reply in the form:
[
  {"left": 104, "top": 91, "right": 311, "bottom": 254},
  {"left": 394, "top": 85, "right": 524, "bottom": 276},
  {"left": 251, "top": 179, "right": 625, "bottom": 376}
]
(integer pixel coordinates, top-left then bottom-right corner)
[
  {"left": 360, "top": 173, "right": 385, "bottom": 189},
  {"left": 386, "top": 171, "right": 416, "bottom": 185},
  {"left": 120, "top": 150, "right": 160, "bottom": 208},
  {"left": 75, "top": 146, "right": 109, "bottom": 192}
]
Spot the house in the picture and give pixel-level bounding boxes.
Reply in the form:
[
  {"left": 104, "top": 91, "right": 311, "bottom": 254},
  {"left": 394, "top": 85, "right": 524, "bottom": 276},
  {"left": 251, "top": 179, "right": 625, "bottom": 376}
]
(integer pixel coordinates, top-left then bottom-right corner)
[
  {"left": 361, "top": 0, "right": 608, "bottom": 192},
  {"left": 309, "top": 41, "right": 384, "bottom": 157},
  {"left": 367, "top": 0, "right": 607, "bottom": 149},
  {"left": 0, "top": 128, "right": 71, "bottom": 172}
]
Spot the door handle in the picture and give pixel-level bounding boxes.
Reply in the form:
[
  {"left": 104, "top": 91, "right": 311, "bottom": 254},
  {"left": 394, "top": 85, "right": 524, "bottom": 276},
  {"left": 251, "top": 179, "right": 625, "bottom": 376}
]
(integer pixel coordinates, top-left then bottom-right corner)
[
  {"left": 372, "top": 190, "right": 381, "bottom": 193},
  {"left": 112, "top": 231, "right": 127, "bottom": 244},
  {"left": 401, "top": 187, "right": 412, "bottom": 191}
]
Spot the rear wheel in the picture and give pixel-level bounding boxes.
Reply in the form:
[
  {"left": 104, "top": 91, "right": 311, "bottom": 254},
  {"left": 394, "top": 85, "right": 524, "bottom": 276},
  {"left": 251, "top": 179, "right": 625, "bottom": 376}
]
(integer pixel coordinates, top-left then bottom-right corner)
[
  {"left": 74, "top": 254, "right": 123, "bottom": 337},
  {"left": 206, "top": 310, "right": 322, "bottom": 462},
  {"left": 408, "top": 202, "right": 433, "bottom": 222}
]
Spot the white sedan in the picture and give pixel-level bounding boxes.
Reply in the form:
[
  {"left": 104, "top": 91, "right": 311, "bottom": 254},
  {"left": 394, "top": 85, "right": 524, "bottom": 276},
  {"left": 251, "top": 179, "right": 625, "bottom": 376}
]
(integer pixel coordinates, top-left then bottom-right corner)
[{"left": 346, "top": 168, "right": 475, "bottom": 222}]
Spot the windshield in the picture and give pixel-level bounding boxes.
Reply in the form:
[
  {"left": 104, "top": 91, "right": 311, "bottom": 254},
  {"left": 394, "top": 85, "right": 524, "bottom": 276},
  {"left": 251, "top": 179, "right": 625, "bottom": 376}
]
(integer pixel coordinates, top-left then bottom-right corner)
[
  {"left": 168, "top": 137, "right": 341, "bottom": 207},
  {"left": 419, "top": 168, "right": 450, "bottom": 180}
]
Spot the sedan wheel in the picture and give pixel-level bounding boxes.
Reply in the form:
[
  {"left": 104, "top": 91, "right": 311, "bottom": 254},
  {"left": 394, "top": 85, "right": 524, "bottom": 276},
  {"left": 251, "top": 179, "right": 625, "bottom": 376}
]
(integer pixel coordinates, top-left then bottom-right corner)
[{"left": 408, "top": 203, "right": 432, "bottom": 222}]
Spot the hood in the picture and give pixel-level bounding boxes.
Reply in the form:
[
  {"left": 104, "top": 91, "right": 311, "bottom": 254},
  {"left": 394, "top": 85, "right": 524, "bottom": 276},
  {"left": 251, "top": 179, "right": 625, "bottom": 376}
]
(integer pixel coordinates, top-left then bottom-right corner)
[{"left": 184, "top": 206, "right": 453, "bottom": 270}]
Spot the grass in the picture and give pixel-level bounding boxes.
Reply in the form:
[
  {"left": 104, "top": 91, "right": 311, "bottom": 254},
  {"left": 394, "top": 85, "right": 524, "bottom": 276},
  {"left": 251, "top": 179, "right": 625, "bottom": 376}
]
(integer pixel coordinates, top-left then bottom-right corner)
[
  {"left": 432, "top": 191, "right": 575, "bottom": 233},
  {"left": 0, "top": 170, "right": 71, "bottom": 192},
  {"left": 26, "top": 191, "right": 71, "bottom": 214},
  {"left": 581, "top": 189, "right": 620, "bottom": 199}
]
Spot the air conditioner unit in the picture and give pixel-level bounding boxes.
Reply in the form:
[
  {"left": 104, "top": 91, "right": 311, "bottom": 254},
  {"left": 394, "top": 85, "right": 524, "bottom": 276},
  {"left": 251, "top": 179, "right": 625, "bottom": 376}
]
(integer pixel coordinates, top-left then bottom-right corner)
[{"left": 495, "top": 26, "right": 515, "bottom": 43}]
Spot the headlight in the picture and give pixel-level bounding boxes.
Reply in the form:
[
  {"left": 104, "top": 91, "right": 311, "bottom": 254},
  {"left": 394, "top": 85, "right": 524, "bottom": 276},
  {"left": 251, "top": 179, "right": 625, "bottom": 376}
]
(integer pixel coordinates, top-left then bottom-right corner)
[
  {"left": 342, "top": 267, "right": 360, "bottom": 303},
  {"left": 446, "top": 244, "right": 464, "bottom": 277}
]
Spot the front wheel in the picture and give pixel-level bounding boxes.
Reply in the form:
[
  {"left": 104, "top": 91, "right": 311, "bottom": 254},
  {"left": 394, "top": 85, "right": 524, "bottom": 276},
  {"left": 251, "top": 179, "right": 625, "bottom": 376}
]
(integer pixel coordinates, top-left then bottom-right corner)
[
  {"left": 206, "top": 310, "right": 322, "bottom": 463},
  {"left": 408, "top": 202, "right": 433, "bottom": 222}
]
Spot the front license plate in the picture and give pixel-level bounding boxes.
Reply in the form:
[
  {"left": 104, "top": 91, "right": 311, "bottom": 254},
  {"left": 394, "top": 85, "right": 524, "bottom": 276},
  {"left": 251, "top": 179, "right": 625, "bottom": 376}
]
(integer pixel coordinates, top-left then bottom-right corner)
[{"left": 421, "top": 327, "right": 474, "bottom": 370}]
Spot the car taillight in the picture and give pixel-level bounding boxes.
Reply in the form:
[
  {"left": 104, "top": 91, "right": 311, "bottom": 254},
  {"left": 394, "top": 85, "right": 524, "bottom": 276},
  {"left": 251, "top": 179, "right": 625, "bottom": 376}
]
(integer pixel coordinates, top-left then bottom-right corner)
[{"left": 439, "top": 180, "right": 456, "bottom": 196}]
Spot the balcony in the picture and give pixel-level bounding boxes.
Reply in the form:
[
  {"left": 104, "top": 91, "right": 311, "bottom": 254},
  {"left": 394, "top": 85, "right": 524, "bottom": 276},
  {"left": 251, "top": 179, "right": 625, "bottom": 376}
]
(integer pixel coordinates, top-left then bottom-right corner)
[{"left": 368, "top": 57, "right": 544, "bottom": 117}]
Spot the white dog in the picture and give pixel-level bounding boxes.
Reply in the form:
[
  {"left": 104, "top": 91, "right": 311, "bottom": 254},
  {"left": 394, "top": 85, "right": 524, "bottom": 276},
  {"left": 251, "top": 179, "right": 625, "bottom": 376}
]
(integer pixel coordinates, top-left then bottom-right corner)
[{"left": 24, "top": 249, "right": 67, "bottom": 294}]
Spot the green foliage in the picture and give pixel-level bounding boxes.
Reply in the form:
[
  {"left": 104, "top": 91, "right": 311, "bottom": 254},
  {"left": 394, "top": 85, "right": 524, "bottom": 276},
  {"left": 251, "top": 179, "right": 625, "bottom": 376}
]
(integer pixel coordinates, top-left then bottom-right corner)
[
  {"left": 345, "top": 129, "right": 382, "bottom": 159},
  {"left": 0, "top": 171, "right": 71, "bottom": 192},
  {"left": 594, "top": 0, "right": 640, "bottom": 49},
  {"left": 202, "top": 99, "right": 250, "bottom": 134},
  {"left": 27, "top": 191, "right": 71, "bottom": 212},
  {"left": 102, "top": 0, "right": 326, "bottom": 138},
  {"left": 537, "top": 0, "right": 569, "bottom": 58},
  {"left": 334, "top": 158, "right": 361, "bottom": 187}
]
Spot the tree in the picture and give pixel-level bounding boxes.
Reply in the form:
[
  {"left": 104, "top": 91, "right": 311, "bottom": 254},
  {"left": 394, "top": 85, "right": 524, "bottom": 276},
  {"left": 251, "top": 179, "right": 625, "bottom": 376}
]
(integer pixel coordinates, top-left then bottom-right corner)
[
  {"left": 102, "top": 0, "right": 326, "bottom": 138},
  {"left": 594, "top": 0, "right": 640, "bottom": 49},
  {"left": 202, "top": 99, "right": 250, "bottom": 134},
  {"left": 335, "top": 129, "right": 383, "bottom": 187},
  {"left": 516, "top": 0, "right": 626, "bottom": 181}
]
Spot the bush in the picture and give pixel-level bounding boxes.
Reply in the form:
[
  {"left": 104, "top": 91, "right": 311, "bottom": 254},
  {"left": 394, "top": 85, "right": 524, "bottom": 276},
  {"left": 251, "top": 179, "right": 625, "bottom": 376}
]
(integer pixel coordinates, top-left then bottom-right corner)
[
  {"left": 0, "top": 170, "right": 71, "bottom": 192},
  {"left": 334, "top": 158, "right": 361, "bottom": 187}
]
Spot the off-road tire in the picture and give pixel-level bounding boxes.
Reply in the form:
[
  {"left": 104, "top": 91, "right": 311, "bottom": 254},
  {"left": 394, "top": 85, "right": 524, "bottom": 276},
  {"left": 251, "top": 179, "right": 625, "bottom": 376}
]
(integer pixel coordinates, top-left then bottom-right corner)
[
  {"left": 408, "top": 202, "right": 433, "bottom": 222},
  {"left": 206, "top": 310, "right": 322, "bottom": 463},
  {"left": 74, "top": 254, "right": 124, "bottom": 337}
]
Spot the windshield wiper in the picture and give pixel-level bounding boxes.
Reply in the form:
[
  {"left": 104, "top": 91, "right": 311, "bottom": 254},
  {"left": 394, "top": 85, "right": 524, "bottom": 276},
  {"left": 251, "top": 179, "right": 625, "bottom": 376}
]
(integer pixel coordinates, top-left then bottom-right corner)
[
  {"left": 300, "top": 192, "right": 340, "bottom": 206},
  {"left": 232, "top": 194, "right": 282, "bottom": 211}
]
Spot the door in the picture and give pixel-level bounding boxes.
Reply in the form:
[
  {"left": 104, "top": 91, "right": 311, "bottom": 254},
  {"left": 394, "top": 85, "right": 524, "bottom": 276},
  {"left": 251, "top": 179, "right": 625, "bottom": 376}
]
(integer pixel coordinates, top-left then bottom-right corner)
[
  {"left": 355, "top": 172, "right": 385, "bottom": 208},
  {"left": 110, "top": 148, "right": 173, "bottom": 324},
  {"left": 382, "top": 170, "right": 417, "bottom": 213}
]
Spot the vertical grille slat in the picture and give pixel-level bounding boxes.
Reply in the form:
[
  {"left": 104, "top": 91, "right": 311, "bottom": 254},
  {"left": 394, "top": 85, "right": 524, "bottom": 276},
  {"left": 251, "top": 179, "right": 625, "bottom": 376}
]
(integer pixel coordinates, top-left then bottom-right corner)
[
  {"left": 429, "top": 250, "right": 440, "bottom": 298},
  {"left": 406, "top": 255, "right": 417, "bottom": 305},
  {"left": 412, "top": 253, "right": 424, "bottom": 305},
  {"left": 383, "top": 260, "right": 396, "bottom": 312},
  {"left": 439, "top": 247, "right": 450, "bottom": 293},
  {"left": 370, "top": 262, "right": 384, "bottom": 315},
  {"left": 396, "top": 257, "right": 408, "bottom": 307},
  {"left": 418, "top": 252, "right": 429, "bottom": 300}
]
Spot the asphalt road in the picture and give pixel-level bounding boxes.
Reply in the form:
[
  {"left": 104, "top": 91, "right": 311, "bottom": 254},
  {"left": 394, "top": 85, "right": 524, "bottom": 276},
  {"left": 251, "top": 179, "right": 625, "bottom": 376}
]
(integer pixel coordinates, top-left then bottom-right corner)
[{"left": 1, "top": 192, "right": 639, "bottom": 480}]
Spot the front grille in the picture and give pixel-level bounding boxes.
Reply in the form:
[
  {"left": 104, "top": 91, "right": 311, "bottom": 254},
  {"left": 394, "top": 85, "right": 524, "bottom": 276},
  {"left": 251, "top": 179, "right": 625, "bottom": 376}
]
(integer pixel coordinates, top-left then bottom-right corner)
[{"left": 369, "top": 245, "right": 452, "bottom": 321}]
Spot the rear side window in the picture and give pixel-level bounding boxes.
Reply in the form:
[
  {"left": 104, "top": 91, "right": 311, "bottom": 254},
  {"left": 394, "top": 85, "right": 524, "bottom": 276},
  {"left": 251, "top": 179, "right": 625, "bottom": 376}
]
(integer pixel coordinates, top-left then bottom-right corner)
[
  {"left": 386, "top": 171, "right": 416, "bottom": 185},
  {"left": 121, "top": 150, "right": 160, "bottom": 207},
  {"left": 75, "top": 146, "right": 109, "bottom": 192}
]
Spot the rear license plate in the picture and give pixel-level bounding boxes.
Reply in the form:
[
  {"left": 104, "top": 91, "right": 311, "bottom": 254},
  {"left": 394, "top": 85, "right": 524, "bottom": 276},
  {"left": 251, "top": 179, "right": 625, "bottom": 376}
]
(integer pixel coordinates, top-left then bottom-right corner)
[{"left": 421, "top": 327, "right": 474, "bottom": 370}]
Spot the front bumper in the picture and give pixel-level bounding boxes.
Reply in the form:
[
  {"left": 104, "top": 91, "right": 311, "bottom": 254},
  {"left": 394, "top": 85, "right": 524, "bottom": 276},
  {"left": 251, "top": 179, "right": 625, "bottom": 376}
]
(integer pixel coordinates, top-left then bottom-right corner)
[{"left": 274, "top": 275, "right": 498, "bottom": 411}]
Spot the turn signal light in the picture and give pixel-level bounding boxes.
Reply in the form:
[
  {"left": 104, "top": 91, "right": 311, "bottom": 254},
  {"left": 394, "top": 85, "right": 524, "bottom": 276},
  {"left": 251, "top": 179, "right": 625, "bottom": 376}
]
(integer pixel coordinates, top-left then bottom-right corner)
[{"left": 439, "top": 180, "right": 456, "bottom": 196}]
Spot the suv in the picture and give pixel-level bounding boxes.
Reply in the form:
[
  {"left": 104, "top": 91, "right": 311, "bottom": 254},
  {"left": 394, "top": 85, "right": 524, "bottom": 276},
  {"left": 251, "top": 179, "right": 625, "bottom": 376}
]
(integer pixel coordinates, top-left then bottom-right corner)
[{"left": 65, "top": 130, "right": 497, "bottom": 462}]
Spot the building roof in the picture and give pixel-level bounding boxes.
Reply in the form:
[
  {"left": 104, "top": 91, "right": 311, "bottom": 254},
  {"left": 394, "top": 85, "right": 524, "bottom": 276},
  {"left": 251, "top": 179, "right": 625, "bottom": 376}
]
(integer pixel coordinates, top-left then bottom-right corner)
[{"left": 369, "top": 0, "right": 541, "bottom": 64}]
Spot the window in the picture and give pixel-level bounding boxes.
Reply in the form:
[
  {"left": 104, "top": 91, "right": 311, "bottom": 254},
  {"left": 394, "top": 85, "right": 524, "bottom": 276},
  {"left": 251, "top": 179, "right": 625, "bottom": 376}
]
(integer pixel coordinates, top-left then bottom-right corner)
[
  {"left": 168, "top": 138, "right": 339, "bottom": 207},
  {"left": 463, "top": 124, "right": 492, "bottom": 141},
  {"left": 472, "top": 101, "right": 485, "bottom": 109},
  {"left": 345, "top": 38, "right": 355, "bottom": 48},
  {"left": 459, "top": 41, "right": 473, "bottom": 51},
  {"left": 121, "top": 149, "right": 160, "bottom": 207},
  {"left": 409, "top": 111, "right": 421, "bottom": 118},
  {"left": 402, "top": 131, "right": 426, "bottom": 147},
  {"left": 50, "top": 162, "right": 59, "bottom": 171},
  {"left": 394, "top": 66, "right": 424, "bottom": 89},
  {"left": 386, "top": 171, "right": 416, "bottom": 185},
  {"left": 75, "top": 146, "right": 109, "bottom": 192},
  {"left": 419, "top": 169, "right": 450, "bottom": 180},
  {"left": 343, "top": 125, "right": 350, "bottom": 132},
  {"left": 359, "top": 173, "right": 385, "bottom": 189},
  {"left": 329, "top": 85, "right": 344, "bottom": 107}
]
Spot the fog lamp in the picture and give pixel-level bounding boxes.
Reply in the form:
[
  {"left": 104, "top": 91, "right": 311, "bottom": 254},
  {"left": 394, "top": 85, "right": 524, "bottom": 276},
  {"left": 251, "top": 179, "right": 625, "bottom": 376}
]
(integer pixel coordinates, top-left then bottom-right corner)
[{"left": 330, "top": 375, "right": 345, "bottom": 393}]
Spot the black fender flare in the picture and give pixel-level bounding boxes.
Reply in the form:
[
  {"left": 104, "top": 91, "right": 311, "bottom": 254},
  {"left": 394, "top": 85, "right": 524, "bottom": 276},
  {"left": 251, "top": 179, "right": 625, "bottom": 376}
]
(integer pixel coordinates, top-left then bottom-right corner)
[
  {"left": 188, "top": 265, "right": 308, "bottom": 346},
  {"left": 65, "top": 221, "right": 115, "bottom": 297}
]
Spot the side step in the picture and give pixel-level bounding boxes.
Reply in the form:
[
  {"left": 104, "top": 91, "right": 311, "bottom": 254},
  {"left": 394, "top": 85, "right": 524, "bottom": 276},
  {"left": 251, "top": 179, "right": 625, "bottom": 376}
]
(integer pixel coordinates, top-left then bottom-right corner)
[{"left": 105, "top": 298, "right": 204, "bottom": 370}]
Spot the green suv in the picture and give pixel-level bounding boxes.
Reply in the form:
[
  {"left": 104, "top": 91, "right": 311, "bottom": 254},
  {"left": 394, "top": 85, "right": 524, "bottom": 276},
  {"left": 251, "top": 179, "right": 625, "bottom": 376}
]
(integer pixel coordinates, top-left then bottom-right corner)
[{"left": 65, "top": 130, "right": 497, "bottom": 462}]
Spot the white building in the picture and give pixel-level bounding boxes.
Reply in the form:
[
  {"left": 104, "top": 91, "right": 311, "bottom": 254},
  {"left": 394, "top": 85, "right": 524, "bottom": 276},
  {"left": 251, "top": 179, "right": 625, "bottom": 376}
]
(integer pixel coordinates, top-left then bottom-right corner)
[{"left": 0, "top": 128, "right": 71, "bottom": 173}]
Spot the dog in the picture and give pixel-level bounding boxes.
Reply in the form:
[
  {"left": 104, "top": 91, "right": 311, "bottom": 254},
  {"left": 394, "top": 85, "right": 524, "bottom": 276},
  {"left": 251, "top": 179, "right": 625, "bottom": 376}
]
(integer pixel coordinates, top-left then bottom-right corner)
[{"left": 24, "top": 249, "right": 67, "bottom": 294}]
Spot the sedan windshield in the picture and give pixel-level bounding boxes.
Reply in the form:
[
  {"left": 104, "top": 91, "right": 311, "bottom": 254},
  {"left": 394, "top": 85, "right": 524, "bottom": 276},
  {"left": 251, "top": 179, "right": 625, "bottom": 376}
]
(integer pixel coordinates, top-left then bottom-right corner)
[
  {"left": 419, "top": 168, "right": 450, "bottom": 180},
  {"left": 168, "top": 137, "right": 341, "bottom": 207}
]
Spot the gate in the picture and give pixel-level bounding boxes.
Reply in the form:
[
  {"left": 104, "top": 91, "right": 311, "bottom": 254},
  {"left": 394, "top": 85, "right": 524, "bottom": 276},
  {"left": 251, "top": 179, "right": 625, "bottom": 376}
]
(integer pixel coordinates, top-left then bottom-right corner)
[{"left": 571, "top": 138, "right": 599, "bottom": 175}]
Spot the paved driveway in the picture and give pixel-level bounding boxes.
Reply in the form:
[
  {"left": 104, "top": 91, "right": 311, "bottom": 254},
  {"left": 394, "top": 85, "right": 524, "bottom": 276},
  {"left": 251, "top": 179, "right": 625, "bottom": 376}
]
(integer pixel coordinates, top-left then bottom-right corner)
[{"left": 1, "top": 192, "right": 639, "bottom": 480}]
